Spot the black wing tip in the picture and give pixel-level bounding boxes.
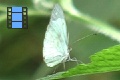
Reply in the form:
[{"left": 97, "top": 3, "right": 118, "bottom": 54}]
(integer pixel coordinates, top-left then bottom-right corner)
[
  {"left": 54, "top": 3, "right": 61, "bottom": 7},
  {"left": 50, "top": 3, "right": 64, "bottom": 20},
  {"left": 53, "top": 3, "right": 62, "bottom": 11}
]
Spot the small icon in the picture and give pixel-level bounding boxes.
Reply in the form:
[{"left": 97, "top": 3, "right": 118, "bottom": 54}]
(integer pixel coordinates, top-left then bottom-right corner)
[{"left": 7, "top": 7, "right": 28, "bottom": 29}]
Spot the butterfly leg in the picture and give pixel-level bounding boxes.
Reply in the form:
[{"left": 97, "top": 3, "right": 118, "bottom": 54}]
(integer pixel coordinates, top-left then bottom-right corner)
[
  {"left": 53, "top": 66, "right": 58, "bottom": 73},
  {"left": 68, "top": 55, "right": 85, "bottom": 65},
  {"left": 62, "top": 62, "right": 66, "bottom": 70}
]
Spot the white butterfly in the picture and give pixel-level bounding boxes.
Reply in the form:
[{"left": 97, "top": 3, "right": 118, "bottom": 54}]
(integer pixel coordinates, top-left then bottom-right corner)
[{"left": 43, "top": 4, "right": 71, "bottom": 67}]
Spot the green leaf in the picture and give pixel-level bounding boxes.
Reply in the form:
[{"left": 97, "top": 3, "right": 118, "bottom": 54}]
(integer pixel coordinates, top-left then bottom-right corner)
[{"left": 38, "top": 45, "right": 120, "bottom": 80}]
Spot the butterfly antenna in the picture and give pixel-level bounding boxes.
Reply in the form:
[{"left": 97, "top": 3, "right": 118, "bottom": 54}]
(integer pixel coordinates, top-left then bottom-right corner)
[{"left": 72, "top": 33, "right": 97, "bottom": 44}]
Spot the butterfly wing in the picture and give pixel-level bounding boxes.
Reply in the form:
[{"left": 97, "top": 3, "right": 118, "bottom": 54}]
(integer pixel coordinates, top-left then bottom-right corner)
[{"left": 43, "top": 4, "right": 69, "bottom": 67}]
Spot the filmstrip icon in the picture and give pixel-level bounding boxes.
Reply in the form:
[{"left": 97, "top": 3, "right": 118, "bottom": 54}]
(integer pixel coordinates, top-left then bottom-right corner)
[{"left": 7, "top": 7, "right": 28, "bottom": 29}]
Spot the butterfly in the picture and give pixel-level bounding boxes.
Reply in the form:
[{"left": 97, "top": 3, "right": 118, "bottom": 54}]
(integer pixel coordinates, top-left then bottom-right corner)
[{"left": 43, "top": 4, "right": 72, "bottom": 67}]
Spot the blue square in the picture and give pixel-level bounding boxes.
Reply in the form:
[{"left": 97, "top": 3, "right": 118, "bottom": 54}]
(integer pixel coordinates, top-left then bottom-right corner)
[
  {"left": 12, "top": 7, "right": 22, "bottom": 12},
  {"left": 12, "top": 13, "right": 22, "bottom": 21},
  {"left": 12, "top": 22, "right": 22, "bottom": 28}
]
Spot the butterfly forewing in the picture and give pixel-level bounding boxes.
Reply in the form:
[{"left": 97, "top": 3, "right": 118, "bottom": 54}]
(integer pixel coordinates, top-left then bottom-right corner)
[
  {"left": 43, "top": 4, "right": 69, "bottom": 67},
  {"left": 50, "top": 4, "right": 68, "bottom": 45}
]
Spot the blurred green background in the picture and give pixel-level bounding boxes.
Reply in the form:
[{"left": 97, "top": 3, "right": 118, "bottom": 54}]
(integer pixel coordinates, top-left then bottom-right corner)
[{"left": 0, "top": 0, "right": 120, "bottom": 80}]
